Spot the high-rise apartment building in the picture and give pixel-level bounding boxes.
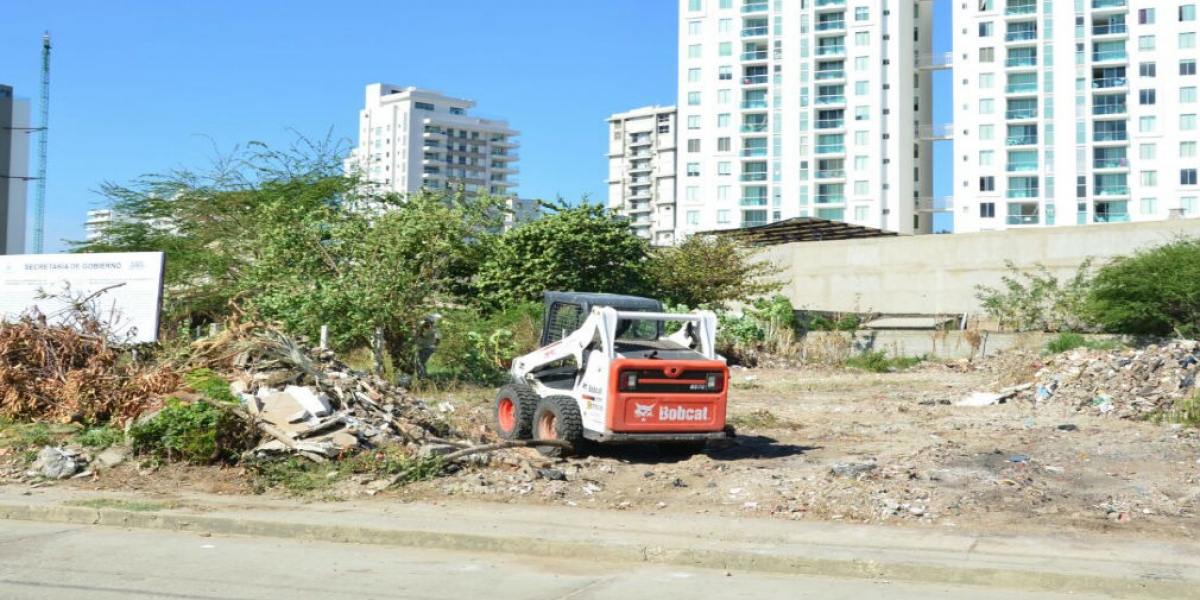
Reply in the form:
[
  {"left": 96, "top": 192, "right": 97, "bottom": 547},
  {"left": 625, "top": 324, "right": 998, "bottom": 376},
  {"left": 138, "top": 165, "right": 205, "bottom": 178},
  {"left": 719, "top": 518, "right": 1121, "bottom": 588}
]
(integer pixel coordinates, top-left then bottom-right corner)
[
  {"left": 674, "top": 0, "right": 938, "bottom": 240},
  {"left": 954, "top": 0, "right": 1200, "bottom": 231},
  {"left": 606, "top": 105, "right": 679, "bottom": 245},
  {"left": 1, "top": 84, "right": 30, "bottom": 255},
  {"left": 347, "top": 84, "right": 519, "bottom": 198}
]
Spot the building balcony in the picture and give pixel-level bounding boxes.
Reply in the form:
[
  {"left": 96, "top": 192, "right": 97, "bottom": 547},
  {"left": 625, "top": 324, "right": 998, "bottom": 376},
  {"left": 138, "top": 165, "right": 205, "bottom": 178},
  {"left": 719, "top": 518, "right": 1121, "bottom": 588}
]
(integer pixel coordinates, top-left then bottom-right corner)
[
  {"left": 740, "top": 124, "right": 768, "bottom": 133},
  {"left": 1005, "top": 83, "right": 1038, "bottom": 94},
  {"left": 1092, "top": 23, "right": 1128, "bottom": 36},
  {"left": 742, "top": 74, "right": 769, "bottom": 85},
  {"left": 816, "top": 20, "right": 846, "bottom": 32},
  {"left": 629, "top": 163, "right": 652, "bottom": 173},
  {"left": 1006, "top": 214, "right": 1041, "bottom": 225},
  {"left": 1005, "top": 57, "right": 1038, "bottom": 68},
  {"left": 1092, "top": 76, "right": 1128, "bottom": 89},
  {"left": 815, "top": 144, "right": 846, "bottom": 154},
  {"left": 915, "top": 197, "right": 955, "bottom": 212},
  {"left": 1005, "top": 108, "right": 1038, "bottom": 119},
  {"left": 739, "top": 172, "right": 768, "bottom": 182},
  {"left": 1092, "top": 103, "right": 1128, "bottom": 116},
  {"left": 740, "top": 148, "right": 768, "bottom": 157},
  {"left": 741, "top": 26, "right": 769, "bottom": 37},
  {"left": 740, "top": 197, "right": 768, "bottom": 207},
  {"left": 815, "top": 95, "right": 846, "bottom": 105},
  {"left": 1006, "top": 189, "right": 1040, "bottom": 199},
  {"left": 1006, "top": 135, "right": 1038, "bottom": 146},
  {"left": 1095, "top": 185, "right": 1130, "bottom": 196},
  {"left": 1006, "top": 162, "right": 1039, "bottom": 172},
  {"left": 1005, "top": 31, "right": 1037, "bottom": 42},
  {"left": 816, "top": 45, "right": 846, "bottom": 56},
  {"left": 815, "top": 119, "right": 845, "bottom": 129},
  {"left": 815, "top": 169, "right": 846, "bottom": 179},
  {"left": 1094, "top": 212, "right": 1131, "bottom": 223},
  {"left": 815, "top": 0, "right": 845, "bottom": 7},
  {"left": 740, "top": 2, "right": 768, "bottom": 13},
  {"left": 1091, "top": 0, "right": 1126, "bottom": 10},
  {"left": 814, "top": 195, "right": 846, "bottom": 204},
  {"left": 1093, "top": 157, "right": 1129, "bottom": 169},
  {"left": 1004, "top": 4, "right": 1036, "bottom": 16},
  {"left": 740, "top": 50, "right": 768, "bottom": 61},
  {"left": 917, "top": 52, "right": 954, "bottom": 70},
  {"left": 1092, "top": 51, "right": 1128, "bottom": 63},
  {"left": 917, "top": 123, "right": 954, "bottom": 140},
  {"left": 815, "top": 70, "right": 846, "bottom": 80},
  {"left": 1093, "top": 131, "right": 1129, "bottom": 142},
  {"left": 740, "top": 100, "right": 769, "bottom": 109}
]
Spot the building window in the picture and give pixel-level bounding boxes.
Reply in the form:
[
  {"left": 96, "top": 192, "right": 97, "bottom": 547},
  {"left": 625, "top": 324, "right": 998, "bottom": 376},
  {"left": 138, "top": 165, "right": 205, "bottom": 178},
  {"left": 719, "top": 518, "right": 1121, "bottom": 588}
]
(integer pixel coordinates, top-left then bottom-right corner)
[
  {"left": 687, "top": 115, "right": 701, "bottom": 129},
  {"left": 853, "top": 180, "right": 869, "bottom": 195},
  {"left": 979, "top": 124, "right": 995, "bottom": 140},
  {"left": 979, "top": 22, "right": 993, "bottom": 37},
  {"left": 1141, "top": 170, "right": 1158, "bottom": 187},
  {"left": 686, "top": 163, "right": 700, "bottom": 177},
  {"left": 980, "top": 202, "right": 996, "bottom": 218},
  {"left": 854, "top": 131, "right": 868, "bottom": 145},
  {"left": 686, "top": 186, "right": 699, "bottom": 201},
  {"left": 854, "top": 56, "right": 869, "bottom": 71},
  {"left": 1140, "top": 143, "right": 1157, "bottom": 159},
  {"left": 854, "top": 81, "right": 869, "bottom": 95},
  {"left": 717, "top": 186, "right": 730, "bottom": 200},
  {"left": 854, "top": 105, "right": 869, "bottom": 121},
  {"left": 1183, "top": 114, "right": 1198, "bottom": 130},
  {"left": 1182, "top": 33, "right": 1197, "bottom": 49},
  {"left": 1184, "top": 197, "right": 1199, "bottom": 215},
  {"left": 1182, "top": 168, "right": 1198, "bottom": 185},
  {"left": 1139, "top": 35, "right": 1156, "bottom": 51},
  {"left": 717, "top": 161, "right": 731, "bottom": 175},
  {"left": 1139, "top": 89, "right": 1157, "bottom": 105},
  {"left": 1182, "top": 141, "right": 1198, "bottom": 157},
  {"left": 1183, "top": 87, "right": 1198, "bottom": 103},
  {"left": 1140, "top": 198, "right": 1157, "bottom": 214},
  {"left": 717, "top": 137, "right": 731, "bottom": 152},
  {"left": 717, "top": 113, "right": 730, "bottom": 127},
  {"left": 979, "top": 98, "right": 995, "bottom": 114},
  {"left": 719, "top": 41, "right": 732, "bottom": 57},
  {"left": 688, "top": 44, "right": 702, "bottom": 59},
  {"left": 688, "top": 0, "right": 702, "bottom": 11},
  {"left": 1140, "top": 62, "right": 1157, "bottom": 77},
  {"left": 979, "top": 150, "right": 994, "bottom": 165},
  {"left": 1182, "top": 5, "right": 1197, "bottom": 21},
  {"left": 979, "top": 47, "right": 995, "bottom": 62},
  {"left": 718, "top": 88, "right": 731, "bottom": 103},
  {"left": 688, "top": 91, "right": 701, "bottom": 105},
  {"left": 979, "top": 73, "right": 994, "bottom": 88},
  {"left": 687, "top": 139, "right": 701, "bottom": 152},
  {"left": 980, "top": 176, "right": 995, "bottom": 192},
  {"left": 717, "top": 209, "right": 730, "bottom": 224},
  {"left": 718, "top": 65, "right": 732, "bottom": 80},
  {"left": 718, "top": 18, "right": 731, "bottom": 32},
  {"left": 855, "top": 6, "right": 869, "bottom": 21},
  {"left": 688, "top": 68, "right": 701, "bottom": 83},
  {"left": 855, "top": 32, "right": 871, "bottom": 46},
  {"left": 1139, "top": 8, "right": 1156, "bottom": 24},
  {"left": 719, "top": 0, "right": 731, "bottom": 8},
  {"left": 1183, "top": 60, "right": 1198, "bottom": 76},
  {"left": 688, "top": 20, "right": 701, "bottom": 35},
  {"left": 1139, "top": 115, "right": 1157, "bottom": 132},
  {"left": 686, "top": 210, "right": 700, "bottom": 225},
  {"left": 414, "top": 101, "right": 435, "bottom": 110}
]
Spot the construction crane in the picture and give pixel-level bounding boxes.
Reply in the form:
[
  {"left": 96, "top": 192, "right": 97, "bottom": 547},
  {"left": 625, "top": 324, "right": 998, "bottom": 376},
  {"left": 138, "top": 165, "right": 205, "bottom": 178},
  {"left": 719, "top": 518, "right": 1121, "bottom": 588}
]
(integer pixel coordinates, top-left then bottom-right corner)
[{"left": 32, "top": 32, "right": 50, "bottom": 254}]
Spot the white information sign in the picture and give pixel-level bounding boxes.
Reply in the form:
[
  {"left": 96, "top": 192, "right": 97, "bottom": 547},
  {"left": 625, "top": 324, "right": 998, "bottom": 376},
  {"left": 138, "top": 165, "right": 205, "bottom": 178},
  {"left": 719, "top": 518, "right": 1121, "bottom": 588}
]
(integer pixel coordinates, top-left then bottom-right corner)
[{"left": 0, "top": 252, "right": 166, "bottom": 343}]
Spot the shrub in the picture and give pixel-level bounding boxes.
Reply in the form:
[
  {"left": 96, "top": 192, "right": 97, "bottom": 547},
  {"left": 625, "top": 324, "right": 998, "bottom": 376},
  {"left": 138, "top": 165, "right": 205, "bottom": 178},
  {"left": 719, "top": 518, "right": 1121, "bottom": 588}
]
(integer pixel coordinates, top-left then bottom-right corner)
[
  {"left": 434, "top": 303, "right": 542, "bottom": 384},
  {"left": 129, "top": 399, "right": 255, "bottom": 464},
  {"left": 1044, "top": 332, "right": 1123, "bottom": 354},
  {"left": 1084, "top": 237, "right": 1200, "bottom": 337},
  {"left": 78, "top": 426, "right": 125, "bottom": 449},
  {"left": 974, "top": 259, "right": 1097, "bottom": 332},
  {"left": 843, "top": 349, "right": 924, "bottom": 373}
]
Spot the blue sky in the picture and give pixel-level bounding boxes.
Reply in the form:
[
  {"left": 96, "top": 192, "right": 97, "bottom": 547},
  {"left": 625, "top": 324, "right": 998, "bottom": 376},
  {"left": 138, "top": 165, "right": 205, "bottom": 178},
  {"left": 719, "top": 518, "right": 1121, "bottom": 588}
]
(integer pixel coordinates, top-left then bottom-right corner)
[{"left": 3, "top": 1, "right": 952, "bottom": 252}]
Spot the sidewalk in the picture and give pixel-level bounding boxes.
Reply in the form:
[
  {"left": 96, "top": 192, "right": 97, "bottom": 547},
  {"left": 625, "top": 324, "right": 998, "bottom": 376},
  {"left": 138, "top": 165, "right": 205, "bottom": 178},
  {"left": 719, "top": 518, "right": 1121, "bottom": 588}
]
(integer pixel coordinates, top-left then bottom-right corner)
[{"left": 1, "top": 485, "right": 1197, "bottom": 598}]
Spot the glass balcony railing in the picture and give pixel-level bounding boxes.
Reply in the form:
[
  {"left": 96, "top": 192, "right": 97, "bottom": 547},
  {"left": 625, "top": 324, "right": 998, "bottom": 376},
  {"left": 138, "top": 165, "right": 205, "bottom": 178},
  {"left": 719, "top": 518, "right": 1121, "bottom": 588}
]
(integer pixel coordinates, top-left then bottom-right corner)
[
  {"left": 815, "top": 0, "right": 845, "bottom": 6},
  {"left": 739, "top": 197, "right": 768, "bottom": 206},
  {"left": 1092, "top": 24, "right": 1127, "bottom": 35},
  {"left": 1092, "top": 104, "right": 1127, "bottom": 115},
  {"left": 815, "top": 70, "right": 845, "bottom": 80},
  {"left": 1006, "top": 108, "right": 1038, "bottom": 119},
  {"left": 740, "top": 2, "right": 768, "bottom": 13},
  {"left": 1005, "top": 31, "right": 1037, "bottom": 41},
  {"left": 815, "top": 144, "right": 846, "bottom": 154},
  {"left": 816, "top": 21, "right": 846, "bottom": 31},
  {"left": 741, "top": 26, "right": 769, "bottom": 37},
  {"left": 1006, "top": 189, "right": 1040, "bottom": 198},
  {"left": 1094, "top": 131, "right": 1129, "bottom": 141},
  {"left": 1006, "top": 214, "right": 1041, "bottom": 225},
  {"left": 1094, "top": 212, "right": 1131, "bottom": 222},
  {"left": 1006, "top": 162, "right": 1039, "bottom": 171},
  {"left": 815, "top": 95, "right": 846, "bottom": 105},
  {"left": 815, "top": 195, "right": 846, "bottom": 204},
  {"left": 740, "top": 124, "right": 768, "bottom": 132},
  {"left": 740, "top": 100, "right": 769, "bottom": 108},
  {"left": 1092, "top": 0, "right": 1127, "bottom": 9},
  {"left": 1005, "top": 4, "right": 1036, "bottom": 15},
  {"left": 1005, "top": 56, "right": 1038, "bottom": 67},
  {"left": 740, "top": 148, "right": 768, "bottom": 157},
  {"left": 1093, "top": 157, "right": 1129, "bottom": 168},
  {"left": 739, "top": 173, "right": 768, "bottom": 182},
  {"left": 1095, "top": 185, "right": 1130, "bottom": 196},
  {"left": 1092, "top": 51, "right": 1128, "bottom": 62},
  {"left": 1006, "top": 136, "right": 1038, "bottom": 145},
  {"left": 742, "top": 74, "right": 769, "bottom": 84},
  {"left": 740, "top": 50, "right": 768, "bottom": 61},
  {"left": 1092, "top": 77, "right": 1128, "bottom": 89},
  {"left": 1005, "top": 83, "right": 1038, "bottom": 93},
  {"left": 816, "top": 45, "right": 846, "bottom": 56},
  {"left": 815, "top": 119, "right": 845, "bottom": 129},
  {"left": 815, "top": 169, "right": 846, "bottom": 178}
]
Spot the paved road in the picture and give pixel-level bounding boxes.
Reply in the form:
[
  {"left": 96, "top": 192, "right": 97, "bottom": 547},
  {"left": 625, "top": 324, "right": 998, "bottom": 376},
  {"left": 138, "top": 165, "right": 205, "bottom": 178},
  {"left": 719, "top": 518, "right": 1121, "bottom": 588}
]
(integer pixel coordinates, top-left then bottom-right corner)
[{"left": 0, "top": 522, "right": 1116, "bottom": 600}]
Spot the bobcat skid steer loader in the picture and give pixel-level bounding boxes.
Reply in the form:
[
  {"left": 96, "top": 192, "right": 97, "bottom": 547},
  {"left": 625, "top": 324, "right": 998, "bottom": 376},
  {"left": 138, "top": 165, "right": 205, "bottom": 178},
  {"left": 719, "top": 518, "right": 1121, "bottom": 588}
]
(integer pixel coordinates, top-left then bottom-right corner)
[{"left": 493, "top": 292, "right": 730, "bottom": 456}]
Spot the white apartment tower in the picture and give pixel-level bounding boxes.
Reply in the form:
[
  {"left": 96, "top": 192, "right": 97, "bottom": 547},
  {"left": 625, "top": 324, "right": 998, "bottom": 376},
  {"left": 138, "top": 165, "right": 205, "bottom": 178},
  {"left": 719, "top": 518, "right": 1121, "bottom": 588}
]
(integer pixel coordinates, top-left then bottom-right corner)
[
  {"left": 606, "top": 105, "right": 679, "bottom": 245},
  {"left": 676, "top": 0, "right": 938, "bottom": 239},
  {"left": 1, "top": 84, "right": 30, "bottom": 255},
  {"left": 348, "top": 84, "right": 519, "bottom": 198},
  {"left": 954, "top": 0, "right": 1200, "bottom": 231}
]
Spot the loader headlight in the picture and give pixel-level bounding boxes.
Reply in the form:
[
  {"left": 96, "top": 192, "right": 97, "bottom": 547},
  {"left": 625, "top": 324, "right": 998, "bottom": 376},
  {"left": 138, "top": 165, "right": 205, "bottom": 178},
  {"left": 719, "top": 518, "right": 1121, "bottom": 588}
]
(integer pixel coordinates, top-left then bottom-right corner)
[
  {"left": 621, "top": 371, "right": 638, "bottom": 391},
  {"left": 706, "top": 372, "right": 724, "bottom": 391}
]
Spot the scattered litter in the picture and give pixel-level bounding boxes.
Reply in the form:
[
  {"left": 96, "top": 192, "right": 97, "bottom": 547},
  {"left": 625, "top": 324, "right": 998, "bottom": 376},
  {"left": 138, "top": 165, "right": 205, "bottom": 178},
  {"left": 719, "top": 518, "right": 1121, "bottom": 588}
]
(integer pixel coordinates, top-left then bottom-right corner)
[
  {"left": 1057, "top": 424, "right": 1079, "bottom": 432},
  {"left": 957, "top": 392, "right": 1005, "bottom": 407},
  {"left": 830, "top": 460, "right": 878, "bottom": 477},
  {"left": 32, "top": 447, "right": 82, "bottom": 480}
]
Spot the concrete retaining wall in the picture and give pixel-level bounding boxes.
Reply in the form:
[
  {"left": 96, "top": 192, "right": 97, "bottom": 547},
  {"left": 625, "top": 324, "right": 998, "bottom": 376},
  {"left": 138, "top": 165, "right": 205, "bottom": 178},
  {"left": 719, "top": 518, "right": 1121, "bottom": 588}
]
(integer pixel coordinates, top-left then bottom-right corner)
[
  {"left": 763, "top": 219, "right": 1200, "bottom": 315},
  {"left": 805, "top": 330, "right": 1125, "bottom": 360}
]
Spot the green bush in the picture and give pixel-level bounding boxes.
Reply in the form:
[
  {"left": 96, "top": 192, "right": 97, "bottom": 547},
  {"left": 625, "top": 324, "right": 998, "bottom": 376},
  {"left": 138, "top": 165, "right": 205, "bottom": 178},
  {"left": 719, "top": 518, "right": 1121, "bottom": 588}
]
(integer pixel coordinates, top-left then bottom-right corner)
[
  {"left": 129, "top": 399, "right": 253, "bottom": 464},
  {"left": 78, "top": 426, "right": 125, "bottom": 449},
  {"left": 974, "top": 259, "right": 1097, "bottom": 332},
  {"left": 434, "top": 302, "right": 542, "bottom": 384},
  {"left": 844, "top": 349, "right": 923, "bottom": 373},
  {"left": 1084, "top": 237, "right": 1200, "bottom": 337},
  {"left": 183, "top": 368, "right": 238, "bottom": 403},
  {"left": 809, "top": 313, "right": 861, "bottom": 332},
  {"left": 1044, "top": 332, "right": 1123, "bottom": 354}
]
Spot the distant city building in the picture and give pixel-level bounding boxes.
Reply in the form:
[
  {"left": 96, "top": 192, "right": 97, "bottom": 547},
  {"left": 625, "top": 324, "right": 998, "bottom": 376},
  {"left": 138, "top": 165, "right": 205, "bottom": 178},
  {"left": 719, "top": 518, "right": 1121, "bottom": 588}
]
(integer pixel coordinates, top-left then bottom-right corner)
[
  {"left": 84, "top": 209, "right": 113, "bottom": 242},
  {"left": 606, "top": 105, "right": 679, "bottom": 246},
  {"left": 673, "top": 0, "right": 940, "bottom": 240},
  {"left": 953, "top": 1, "right": 1200, "bottom": 231},
  {"left": 1, "top": 84, "right": 31, "bottom": 255},
  {"left": 503, "top": 196, "right": 540, "bottom": 231}
]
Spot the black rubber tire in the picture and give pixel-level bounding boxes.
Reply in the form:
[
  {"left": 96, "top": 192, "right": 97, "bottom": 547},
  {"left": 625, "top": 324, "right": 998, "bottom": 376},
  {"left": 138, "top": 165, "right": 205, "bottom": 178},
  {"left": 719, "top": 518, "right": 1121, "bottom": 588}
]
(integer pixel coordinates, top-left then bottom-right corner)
[
  {"left": 532, "top": 395, "right": 584, "bottom": 457},
  {"left": 494, "top": 383, "right": 538, "bottom": 440}
]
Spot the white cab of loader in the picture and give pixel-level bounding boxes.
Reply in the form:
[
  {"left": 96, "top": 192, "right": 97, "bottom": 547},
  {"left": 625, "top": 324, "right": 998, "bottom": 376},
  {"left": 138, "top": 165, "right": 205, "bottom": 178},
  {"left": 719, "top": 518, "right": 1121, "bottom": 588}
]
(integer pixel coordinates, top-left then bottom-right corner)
[{"left": 493, "top": 292, "right": 730, "bottom": 456}]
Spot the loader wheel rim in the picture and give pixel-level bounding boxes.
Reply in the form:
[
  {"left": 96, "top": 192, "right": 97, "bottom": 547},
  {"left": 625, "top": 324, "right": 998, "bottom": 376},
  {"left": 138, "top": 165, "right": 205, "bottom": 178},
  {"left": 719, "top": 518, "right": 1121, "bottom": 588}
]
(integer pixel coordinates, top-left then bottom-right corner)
[
  {"left": 537, "top": 411, "right": 558, "bottom": 440},
  {"left": 498, "top": 397, "right": 516, "bottom": 433}
]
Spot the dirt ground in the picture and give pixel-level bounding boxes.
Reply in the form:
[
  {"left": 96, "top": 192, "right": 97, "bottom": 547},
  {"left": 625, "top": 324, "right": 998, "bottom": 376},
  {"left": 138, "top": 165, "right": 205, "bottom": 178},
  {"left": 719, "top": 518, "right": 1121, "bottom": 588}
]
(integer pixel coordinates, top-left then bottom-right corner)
[{"left": 39, "top": 356, "right": 1200, "bottom": 542}]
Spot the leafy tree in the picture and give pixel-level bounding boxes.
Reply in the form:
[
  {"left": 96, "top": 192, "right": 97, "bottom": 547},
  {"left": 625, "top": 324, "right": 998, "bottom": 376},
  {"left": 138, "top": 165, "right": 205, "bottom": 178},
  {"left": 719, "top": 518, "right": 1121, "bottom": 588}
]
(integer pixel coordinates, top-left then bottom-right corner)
[
  {"left": 973, "top": 259, "right": 1096, "bottom": 332},
  {"left": 1084, "top": 237, "right": 1200, "bottom": 337},
  {"left": 647, "top": 235, "right": 784, "bottom": 309},
  {"left": 474, "top": 201, "right": 651, "bottom": 308}
]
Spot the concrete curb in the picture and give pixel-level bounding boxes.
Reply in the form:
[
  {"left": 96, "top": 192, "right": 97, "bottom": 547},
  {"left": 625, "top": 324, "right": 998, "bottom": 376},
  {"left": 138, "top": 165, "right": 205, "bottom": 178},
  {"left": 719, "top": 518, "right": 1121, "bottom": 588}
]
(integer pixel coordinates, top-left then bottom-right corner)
[{"left": 0, "top": 498, "right": 1195, "bottom": 599}]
